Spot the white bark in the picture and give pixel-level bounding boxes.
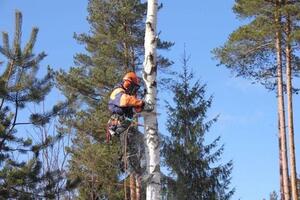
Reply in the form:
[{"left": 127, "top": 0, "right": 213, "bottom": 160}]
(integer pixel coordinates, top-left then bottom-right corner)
[{"left": 143, "top": 0, "right": 161, "bottom": 199}]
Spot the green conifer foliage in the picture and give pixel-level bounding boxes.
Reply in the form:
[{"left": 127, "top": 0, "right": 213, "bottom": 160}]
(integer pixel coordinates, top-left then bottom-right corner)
[
  {"left": 212, "top": 0, "right": 300, "bottom": 89},
  {"left": 213, "top": 1, "right": 277, "bottom": 89},
  {"left": 56, "top": 0, "right": 172, "bottom": 199},
  {"left": 0, "top": 11, "right": 61, "bottom": 199},
  {"left": 213, "top": 1, "right": 300, "bottom": 198},
  {"left": 162, "top": 55, "right": 234, "bottom": 200}
]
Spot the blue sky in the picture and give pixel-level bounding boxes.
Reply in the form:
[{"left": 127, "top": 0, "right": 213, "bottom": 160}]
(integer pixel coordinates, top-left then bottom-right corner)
[{"left": 1, "top": 0, "right": 300, "bottom": 199}]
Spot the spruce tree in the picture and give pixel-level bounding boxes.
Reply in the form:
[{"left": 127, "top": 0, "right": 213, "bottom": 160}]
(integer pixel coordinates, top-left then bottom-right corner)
[
  {"left": 56, "top": 0, "right": 172, "bottom": 199},
  {"left": 162, "top": 54, "right": 234, "bottom": 200},
  {"left": 0, "top": 11, "right": 64, "bottom": 199}
]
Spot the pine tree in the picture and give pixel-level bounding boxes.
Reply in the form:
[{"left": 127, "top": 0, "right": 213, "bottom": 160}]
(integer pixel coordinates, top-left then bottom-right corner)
[
  {"left": 269, "top": 191, "right": 279, "bottom": 200},
  {"left": 282, "top": 1, "right": 300, "bottom": 199},
  {"left": 56, "top": 0, "right": 172, "bottom": 199},
  {"left": 0, "top": 11, "right": 64, "bottom": 199},
  {"left": 212, "top": 1, "right": 300, "bottom": 198},
  {"left": 274, "top": 1, "right": 290, "bottom": 198},
  {"left": 162, "top": 54, "right": 234, "bottom": 200}
]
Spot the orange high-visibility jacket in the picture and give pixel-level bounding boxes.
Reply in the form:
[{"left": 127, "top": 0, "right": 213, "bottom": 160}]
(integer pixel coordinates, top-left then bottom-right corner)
[{"left": 108, "top": 86, "right": 143, "bottom": 117}]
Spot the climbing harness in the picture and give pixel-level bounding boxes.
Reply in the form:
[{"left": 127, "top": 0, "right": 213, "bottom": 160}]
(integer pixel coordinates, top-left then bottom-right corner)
[
  {"left": 123, "top": 126, "right": 129, "bottom": 200},
  {"left": 106, "top": 112, "right": 145, "bottom": 200},
  {"left": 106, "top": 114, "right": 121, "bottom": 143},
  {"left": 119, "top": 119, "right": 144, "bottom": 200},
  {"left": 106, "top": 114, "right": 143, "bottom": 143}
]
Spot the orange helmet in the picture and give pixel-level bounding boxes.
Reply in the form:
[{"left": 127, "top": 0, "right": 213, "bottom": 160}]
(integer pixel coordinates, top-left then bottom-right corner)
[{"left": 123, "top": 72, "right": 140, "bottom": 89}]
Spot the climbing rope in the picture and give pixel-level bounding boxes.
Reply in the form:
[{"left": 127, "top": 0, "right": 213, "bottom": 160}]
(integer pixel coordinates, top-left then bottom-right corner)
[
  {"left": 123, "top": 118, "right": 141, "bottom": 200},
  {"left": 106, "top": 114, "right": 142, "bottom": 200},
  {"left": 123, "top": 124, "right": 130, "bottom": 200}
]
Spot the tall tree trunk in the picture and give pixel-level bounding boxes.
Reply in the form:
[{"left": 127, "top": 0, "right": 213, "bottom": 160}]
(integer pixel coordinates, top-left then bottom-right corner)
[
  {"left": 130, "top": 173, "right": 136, "bottom": 200},
  {"left": 129, "top": 173, "right": 141, "bottom": 200},
  {"left": 136, "top": 175, "right": 141, "bottom": 200},
  {"left": 278, "top": 117, "right": 284, "bottom": 200},
  {"left": 275, "top": 1, "right": 290, "bottom": 199},
  {"left": 143, "top": 0, "right": 161, "bottom": 199},
  {"left": 285, "top": 12, "right": 298, "bottom": 200}
]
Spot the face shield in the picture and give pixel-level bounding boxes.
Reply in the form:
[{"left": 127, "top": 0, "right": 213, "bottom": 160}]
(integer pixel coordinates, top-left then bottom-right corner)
[{"left": 126, "top": 82, "right": 140, "bottom": 95}]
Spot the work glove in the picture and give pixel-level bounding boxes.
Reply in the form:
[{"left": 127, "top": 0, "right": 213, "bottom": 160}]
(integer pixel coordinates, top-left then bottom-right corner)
[{"left": 142, "top": 101, "right": 154, "bottom": 112}]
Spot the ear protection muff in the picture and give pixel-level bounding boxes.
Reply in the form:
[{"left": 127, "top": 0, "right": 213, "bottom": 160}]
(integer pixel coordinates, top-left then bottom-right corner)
[{"left": 122, "top": 72, "right": 141, "bottom": 95}]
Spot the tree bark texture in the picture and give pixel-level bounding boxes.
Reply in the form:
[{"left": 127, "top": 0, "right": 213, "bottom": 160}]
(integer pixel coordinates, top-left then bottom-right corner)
[
  {"left": 285, "top": 13, "right": 298, "bottom": 200},
  {"left": 275, "top": 1, "right": 290, "bottom": 199},
  {"left": 278, "top": 118, "right": 284, "bottom": 200},
  {"left": 136, "top": 175, "right": 141, "bottom": 200},
  {"left": 130, "top": 173, "right": 136, "bottom": 200},
  {"left": 143, "top": 0, "right": 161, "bottom": 199}
]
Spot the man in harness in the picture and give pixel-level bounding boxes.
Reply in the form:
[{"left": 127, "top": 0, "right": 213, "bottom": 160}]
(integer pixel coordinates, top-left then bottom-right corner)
[{"left": 107, "top": 72, "right": 152, "bottom": 174}]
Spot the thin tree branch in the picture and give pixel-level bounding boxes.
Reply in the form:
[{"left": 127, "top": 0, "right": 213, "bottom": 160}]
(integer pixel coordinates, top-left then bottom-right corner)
[{"left": 14, "top": 122, "right": 32, "bottom": 125}]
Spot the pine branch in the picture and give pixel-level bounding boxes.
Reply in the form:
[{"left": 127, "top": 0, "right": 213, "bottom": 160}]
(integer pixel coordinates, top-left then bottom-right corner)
[
  {"left": 0, "top": 98, "right": 4, "bottom": 110},
  {"left": 22, "top": 52, "right": 47, "bottom": 68},
  {"left": 241, "top": 41, "right": 273, "bottom": 56},
  {"left": 23, "top": 27, "right": 38, "bottom": 58},
  {"left": 0, "top": 32, "right": 11, "bottom": 58},
  {"left": 0, "top": 92, "right": 19, "bottom": 149},
  {"left": 13, "top": 11, "right": 22, "bottom": 58},
  {"left": 14, "top": 122, "right": 32, "bottom": 125}
]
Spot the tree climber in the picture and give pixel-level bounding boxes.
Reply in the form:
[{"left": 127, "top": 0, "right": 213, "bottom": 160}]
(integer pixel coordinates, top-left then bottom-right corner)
[{"left": 107, "top": 71, "right": 153, "bottom": 174}]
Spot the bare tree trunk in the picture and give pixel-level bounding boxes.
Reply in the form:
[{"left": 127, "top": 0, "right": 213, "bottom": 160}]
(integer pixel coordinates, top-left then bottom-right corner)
[
  {"left": 285, "top": 12, "right": 298, "bottom": 200},
  {"left": 278, "top": 117, "right": 284, "bottom": 200},
  {"left": 129, "top": 173, "right": 142, "bottom": 200},
  {"left": 143, "top": 0, "right": 161, "bottom": 199},
  {"left": 275, "top": 1, "right": 290, "bottom": 199},
  {"left": 136, "top": 175, "right": 141, "bottom": 200},
  {"left": 130, "top": 173, "right": 136, "bottom": 200}
]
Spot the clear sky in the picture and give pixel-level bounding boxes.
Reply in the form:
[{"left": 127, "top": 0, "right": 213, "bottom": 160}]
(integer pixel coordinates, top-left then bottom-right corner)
[{"left": 1, "top": 0, "right": 300, "bottom": 199}]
